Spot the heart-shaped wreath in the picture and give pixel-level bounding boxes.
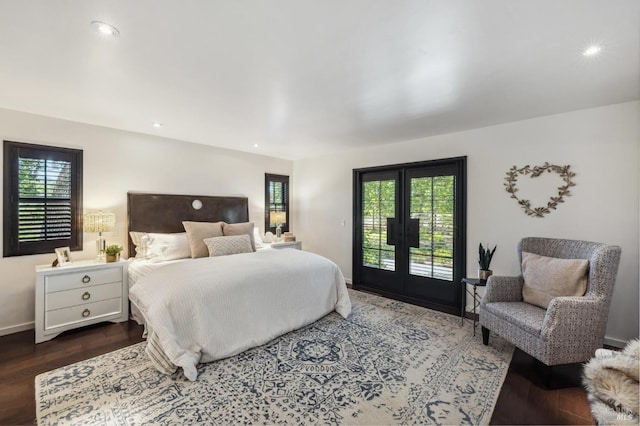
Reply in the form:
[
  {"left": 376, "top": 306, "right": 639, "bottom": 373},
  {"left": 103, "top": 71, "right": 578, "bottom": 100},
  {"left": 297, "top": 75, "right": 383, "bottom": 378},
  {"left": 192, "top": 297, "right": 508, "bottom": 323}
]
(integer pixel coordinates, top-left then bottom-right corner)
[{"left": 504, "top": 162, "right": 576, "bottom": 217}]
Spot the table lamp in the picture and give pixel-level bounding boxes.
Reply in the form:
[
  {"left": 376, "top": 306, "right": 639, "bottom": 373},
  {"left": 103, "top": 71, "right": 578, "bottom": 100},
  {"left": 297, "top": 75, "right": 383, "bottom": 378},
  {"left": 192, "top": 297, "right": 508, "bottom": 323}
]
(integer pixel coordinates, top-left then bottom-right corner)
[
  {"left": 270, "top": 211, "right": 286, "bottom": 241},
  {"left": 84, "top": 210, "right": 115, "bottom": 261}
]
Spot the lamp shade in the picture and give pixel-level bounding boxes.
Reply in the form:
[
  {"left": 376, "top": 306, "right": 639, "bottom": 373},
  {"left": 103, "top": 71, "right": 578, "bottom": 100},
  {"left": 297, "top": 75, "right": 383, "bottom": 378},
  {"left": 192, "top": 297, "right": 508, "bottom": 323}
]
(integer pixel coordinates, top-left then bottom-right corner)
[
  {"left": 84, "top": 210, "right": 115, "bottom": 233},
  {"left": 270, "top": 211, "right": 286, "bottom": 225}
]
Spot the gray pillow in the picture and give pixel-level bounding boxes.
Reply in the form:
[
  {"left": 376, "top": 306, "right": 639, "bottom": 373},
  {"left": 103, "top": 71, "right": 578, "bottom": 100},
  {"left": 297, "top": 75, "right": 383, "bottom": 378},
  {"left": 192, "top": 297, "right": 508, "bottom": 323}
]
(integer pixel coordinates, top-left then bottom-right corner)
[
  {"left": 204, "top": 235, "right": 253, "bottom": 257},
  {"left": 521, "top": 251, "right": 589, "bottom": 309},
  {"left": 182, "top": 221, "right": 224, "bottom": 258},
  {"left": 222, "top": 221, "right": 256, "bottom": 251}
]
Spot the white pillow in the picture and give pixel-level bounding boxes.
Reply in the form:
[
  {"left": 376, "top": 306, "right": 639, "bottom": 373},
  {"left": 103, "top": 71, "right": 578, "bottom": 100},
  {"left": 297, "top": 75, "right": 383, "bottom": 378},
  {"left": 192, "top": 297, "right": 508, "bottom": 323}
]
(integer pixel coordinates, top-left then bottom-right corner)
[
  {"left": 130, "top": 231, "right": 191, "bottom": 262},
  {"left": 253, "top": 227, "right": 266, "bottom": 249},
  {"left": 204, "top": 235, "right": 253, "bottom": 257},
  {"left": 129, "top": 231, "right": 149, "bottom": 258}
]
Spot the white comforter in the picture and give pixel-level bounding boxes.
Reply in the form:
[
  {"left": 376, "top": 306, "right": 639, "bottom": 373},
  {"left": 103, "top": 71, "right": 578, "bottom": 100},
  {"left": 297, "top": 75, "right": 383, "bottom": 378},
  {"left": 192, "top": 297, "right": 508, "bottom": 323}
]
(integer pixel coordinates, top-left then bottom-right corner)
[{"left": 129, "top": 248, "right": 351, "bottom": 381}]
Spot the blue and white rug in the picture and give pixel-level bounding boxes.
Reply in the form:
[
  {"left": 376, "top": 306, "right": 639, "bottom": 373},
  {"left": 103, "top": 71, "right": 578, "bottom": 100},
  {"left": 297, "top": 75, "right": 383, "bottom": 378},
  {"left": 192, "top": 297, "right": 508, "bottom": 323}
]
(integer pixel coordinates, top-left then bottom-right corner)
[{"left": 36, "top": 290, "right": 513, "bottom": 425}]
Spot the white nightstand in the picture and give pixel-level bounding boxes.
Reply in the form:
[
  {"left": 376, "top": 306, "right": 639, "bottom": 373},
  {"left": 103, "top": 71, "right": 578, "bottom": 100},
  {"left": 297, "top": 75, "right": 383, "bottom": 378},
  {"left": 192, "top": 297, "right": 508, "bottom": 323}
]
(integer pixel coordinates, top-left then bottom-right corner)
[
  {"left": 270, "top": 241, "right": 302, "bottom": 250},
  {"left": 35, "top": 260, "right": 129, "bottom": 343}
]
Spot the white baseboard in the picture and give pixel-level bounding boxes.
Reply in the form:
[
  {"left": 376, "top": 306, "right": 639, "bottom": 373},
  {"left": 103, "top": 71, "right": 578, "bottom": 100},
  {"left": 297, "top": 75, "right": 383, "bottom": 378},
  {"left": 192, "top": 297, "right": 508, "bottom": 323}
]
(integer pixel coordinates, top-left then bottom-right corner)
[
  {"left": 603, "top": 336, "right": 627, "bottom": 348},
  {"left": 345, "top": 277, "right": 352, "bottom": 288},
  {"left": 0, "top": 321, "right": 34, "bottom": 337}
]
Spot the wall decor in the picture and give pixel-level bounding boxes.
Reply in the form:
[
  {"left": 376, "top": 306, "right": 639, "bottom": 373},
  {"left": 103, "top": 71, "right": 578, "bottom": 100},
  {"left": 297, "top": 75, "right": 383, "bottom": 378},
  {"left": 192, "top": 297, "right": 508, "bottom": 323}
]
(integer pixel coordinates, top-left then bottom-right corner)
[{"left": 504, "top": 162, "right": 576, "bottom": 217}]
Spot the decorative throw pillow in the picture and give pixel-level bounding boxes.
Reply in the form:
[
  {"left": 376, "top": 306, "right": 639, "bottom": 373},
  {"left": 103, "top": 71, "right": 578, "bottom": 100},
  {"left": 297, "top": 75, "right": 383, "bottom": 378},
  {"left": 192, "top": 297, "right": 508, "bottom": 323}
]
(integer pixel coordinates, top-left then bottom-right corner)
[
  {"left": 521, "top": 251, "right": 589, "bottom": 309},
  {"left": 204, "top": 235, "right": 253, "bottom": 257},
  {"left": 183, "top": 221, "right": 224, "bottom": 258},
  {"left": 222, "top": 221, "right": 256, "bottom": 251},
  {"left": 145, "top": 232, "right": 191, "bottom": 262}
]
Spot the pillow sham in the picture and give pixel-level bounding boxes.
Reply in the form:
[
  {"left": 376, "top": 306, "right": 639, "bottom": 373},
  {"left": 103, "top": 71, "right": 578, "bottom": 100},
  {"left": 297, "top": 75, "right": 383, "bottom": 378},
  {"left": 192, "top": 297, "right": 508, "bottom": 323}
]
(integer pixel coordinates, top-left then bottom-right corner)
[
  {"left": 222, "top": 221, "right": 256, "bottom": 251},
  {"left": 183, "top": 221, "right": 224, "bottom": 258},
  {"left": 253, "top": 227, "right": 266, "bottom": 249},
  {"left": 129, "top": 231, "right": 147, "bottom": 259},
  {"left": 129, "top": 231, "right": 144, "bottom": 248},
  {"left": 204, "top": 235, "right": 253, "bottom": 257},
  {"left": 129, "top": 231, "right": 148, "bottom": 258},
  {"left": 521, "top": 251, "right": 589, "bottom": 309},
  {"left": 129, "top": 232, "right": 191, "bottom": 262}
]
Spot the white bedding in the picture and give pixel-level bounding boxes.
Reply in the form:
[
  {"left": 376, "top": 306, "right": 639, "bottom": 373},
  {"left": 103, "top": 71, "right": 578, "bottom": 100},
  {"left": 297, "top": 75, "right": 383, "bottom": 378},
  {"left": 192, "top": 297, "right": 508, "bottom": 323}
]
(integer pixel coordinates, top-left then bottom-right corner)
[
  {"left": 129, "top": 248, "right": 351, "bottom": 381},
  {"left": 128, "top": 259, "right": 185, "bottom": 324}
]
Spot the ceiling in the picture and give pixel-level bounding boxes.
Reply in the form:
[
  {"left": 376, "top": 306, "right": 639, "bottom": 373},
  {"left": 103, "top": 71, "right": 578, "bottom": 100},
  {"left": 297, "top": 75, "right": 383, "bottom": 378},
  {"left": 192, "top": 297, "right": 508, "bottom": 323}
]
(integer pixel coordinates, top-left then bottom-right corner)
[{"left": 0, "top": 1, "right": 638, "bottom": 160}]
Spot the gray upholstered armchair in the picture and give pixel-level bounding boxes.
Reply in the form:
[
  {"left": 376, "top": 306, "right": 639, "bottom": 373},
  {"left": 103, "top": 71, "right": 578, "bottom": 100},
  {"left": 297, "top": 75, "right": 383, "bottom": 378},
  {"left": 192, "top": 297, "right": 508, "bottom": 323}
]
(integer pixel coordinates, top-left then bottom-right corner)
[{"left": 480, "top": 237, "right": 621, "bottom": 366}]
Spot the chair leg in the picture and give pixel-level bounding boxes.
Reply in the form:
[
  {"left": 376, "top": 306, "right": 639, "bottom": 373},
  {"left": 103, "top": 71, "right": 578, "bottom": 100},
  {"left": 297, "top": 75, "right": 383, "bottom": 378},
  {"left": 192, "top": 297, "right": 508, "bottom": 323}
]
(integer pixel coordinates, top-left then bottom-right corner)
[{"left": 481, "top": 326, "right": 489, "bottom": 345}]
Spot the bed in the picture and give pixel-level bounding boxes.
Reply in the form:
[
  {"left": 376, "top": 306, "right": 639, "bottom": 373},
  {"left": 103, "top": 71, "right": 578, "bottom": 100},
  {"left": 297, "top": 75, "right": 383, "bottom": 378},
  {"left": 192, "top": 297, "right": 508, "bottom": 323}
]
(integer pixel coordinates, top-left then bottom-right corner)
[{"left": 126, "top": 192, "right": 351, "bottom": 381}]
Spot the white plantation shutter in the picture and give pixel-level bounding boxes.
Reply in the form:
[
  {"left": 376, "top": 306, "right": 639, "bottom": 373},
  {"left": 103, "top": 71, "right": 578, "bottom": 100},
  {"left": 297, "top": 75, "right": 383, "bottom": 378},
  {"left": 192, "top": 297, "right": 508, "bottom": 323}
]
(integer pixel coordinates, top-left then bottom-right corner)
[{"left": 4, "top": 141, "right": 82, "bottom": 256}]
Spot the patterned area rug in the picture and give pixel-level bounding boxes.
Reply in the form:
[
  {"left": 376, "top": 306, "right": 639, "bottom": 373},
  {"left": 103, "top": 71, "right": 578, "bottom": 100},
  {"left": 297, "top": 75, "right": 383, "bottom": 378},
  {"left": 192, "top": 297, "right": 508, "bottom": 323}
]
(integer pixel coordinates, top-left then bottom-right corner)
[{"left": 36, "top": 290, "right": 513, "bottom": 425}]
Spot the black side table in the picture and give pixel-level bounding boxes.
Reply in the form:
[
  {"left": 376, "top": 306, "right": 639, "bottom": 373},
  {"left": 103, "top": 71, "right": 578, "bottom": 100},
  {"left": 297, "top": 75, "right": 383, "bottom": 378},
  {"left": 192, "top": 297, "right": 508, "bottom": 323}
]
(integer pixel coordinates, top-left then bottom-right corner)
[{"left": 460, "top": 278, "right": 487, "bottom": 336}]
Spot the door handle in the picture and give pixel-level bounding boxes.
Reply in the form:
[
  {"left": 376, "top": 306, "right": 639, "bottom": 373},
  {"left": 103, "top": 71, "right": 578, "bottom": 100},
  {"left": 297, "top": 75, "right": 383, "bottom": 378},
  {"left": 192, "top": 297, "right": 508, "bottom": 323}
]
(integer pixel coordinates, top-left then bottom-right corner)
[
  {"left": 407, "top": 218, "right": 420, "bottom": 248},
  {"left": 386, "top": 218, "right": 396, "bottom": 246}
]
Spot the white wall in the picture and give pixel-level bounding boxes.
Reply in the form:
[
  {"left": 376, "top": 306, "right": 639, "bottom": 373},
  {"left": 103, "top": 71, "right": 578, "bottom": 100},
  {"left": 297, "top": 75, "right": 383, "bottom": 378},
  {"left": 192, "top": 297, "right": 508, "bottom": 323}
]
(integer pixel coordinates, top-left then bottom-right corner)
[
  {"left": 293, "top": 101, "right": 640, "bottom": 345},
  {"left": 0, "top": 108, "right": 292, "bottom": 335}
]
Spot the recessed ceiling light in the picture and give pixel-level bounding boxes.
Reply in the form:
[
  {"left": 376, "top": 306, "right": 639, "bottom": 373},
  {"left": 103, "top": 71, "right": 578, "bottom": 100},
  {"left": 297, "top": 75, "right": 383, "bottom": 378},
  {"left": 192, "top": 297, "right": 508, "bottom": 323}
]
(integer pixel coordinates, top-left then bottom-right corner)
[
  {"left": 152, "top": 122, "right": 163, "bottom": 128},
  {"left": 253, "top": 143, "right": 260, "bottom": 148},
  {"left": 91, "top": 21, "right": 119, "bottom": 37},
  {"left": 582, "top": 45, "right": 602, "bottom": 57}
]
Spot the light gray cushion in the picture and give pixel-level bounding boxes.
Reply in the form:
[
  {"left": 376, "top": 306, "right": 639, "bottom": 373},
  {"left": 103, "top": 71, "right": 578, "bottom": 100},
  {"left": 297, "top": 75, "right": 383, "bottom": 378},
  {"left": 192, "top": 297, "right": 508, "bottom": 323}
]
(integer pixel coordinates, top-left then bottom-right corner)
[
  {"left": 521, "top": 251, "right": 588, "bottom": 309},
  {"left": 204, "top": 235, "right": 253, "bottom": 257},
  {"left": 222, "top": 221, "right": 256, "bottom": 251},
  {"left": 183, "top": 221, "right": 224, "bottom": 258}
]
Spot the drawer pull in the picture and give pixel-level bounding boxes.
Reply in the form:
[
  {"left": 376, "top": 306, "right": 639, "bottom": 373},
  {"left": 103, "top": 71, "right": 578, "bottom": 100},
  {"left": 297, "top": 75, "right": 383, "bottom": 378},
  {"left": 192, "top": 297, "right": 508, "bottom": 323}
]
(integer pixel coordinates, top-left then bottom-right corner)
[
  {"left": 82, "top": 292, "right": 91, "bottom": 300},
  {"left": 82, "top": 275, "right": 91, "bottom": 284},
  {"left": 82, "top": 309, "right": 90, "bottom": 318}
]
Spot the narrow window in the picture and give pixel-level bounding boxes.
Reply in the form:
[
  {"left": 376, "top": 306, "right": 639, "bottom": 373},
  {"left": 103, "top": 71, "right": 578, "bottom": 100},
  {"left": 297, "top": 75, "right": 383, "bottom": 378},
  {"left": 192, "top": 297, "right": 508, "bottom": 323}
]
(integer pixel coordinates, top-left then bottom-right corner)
[
  {"left": 264, "top": 173, "right": 289, "bottom": 233},
  {"left": 3, "top": 141, "right": 83, "bottom": 257}
]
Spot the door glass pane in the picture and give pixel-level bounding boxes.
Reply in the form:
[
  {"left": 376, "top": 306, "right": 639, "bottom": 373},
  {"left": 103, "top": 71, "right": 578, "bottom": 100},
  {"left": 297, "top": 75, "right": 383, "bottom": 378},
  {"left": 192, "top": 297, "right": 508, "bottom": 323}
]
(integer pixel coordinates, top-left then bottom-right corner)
[
  {"left": 362, "top": 179, "right": 395, "bottom": 271},
  {"left": 409, "top": 175, "right": 454, "bottom": 281}
]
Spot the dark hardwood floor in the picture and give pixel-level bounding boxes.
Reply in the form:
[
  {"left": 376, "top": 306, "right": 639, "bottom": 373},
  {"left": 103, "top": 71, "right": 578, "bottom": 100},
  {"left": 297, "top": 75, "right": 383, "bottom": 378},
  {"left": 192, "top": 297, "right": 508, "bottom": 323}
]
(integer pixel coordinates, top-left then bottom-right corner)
[
  {"left": 0, "top": 321, "right": 145, "bottom": 425},
  {"left": 0, "top": 321, "right": 595, "bottom": 425},
  {"left": 491, "top": 348, "right": 595, "bottom": 425}
]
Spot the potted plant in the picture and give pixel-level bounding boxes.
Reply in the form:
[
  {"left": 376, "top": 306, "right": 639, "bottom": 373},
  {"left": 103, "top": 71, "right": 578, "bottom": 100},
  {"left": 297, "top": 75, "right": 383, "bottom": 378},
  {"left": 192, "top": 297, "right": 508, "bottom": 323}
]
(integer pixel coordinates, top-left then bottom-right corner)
[
  {"left": 478, "top": 243, "right": 497, "bottom": 281},
  {"left": 105, "top": 244, "right": 123, "bottom": 263}
]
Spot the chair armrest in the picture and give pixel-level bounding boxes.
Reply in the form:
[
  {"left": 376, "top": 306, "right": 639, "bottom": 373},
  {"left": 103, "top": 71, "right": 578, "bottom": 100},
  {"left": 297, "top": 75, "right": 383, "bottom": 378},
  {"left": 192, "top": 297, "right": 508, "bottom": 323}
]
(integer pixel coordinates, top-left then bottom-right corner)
[
  {"left": 541, "top": 296, "right": 604, "bottom": 340},
  {"left": 481, "top": 275, "right": 524, "bottom": 304}
]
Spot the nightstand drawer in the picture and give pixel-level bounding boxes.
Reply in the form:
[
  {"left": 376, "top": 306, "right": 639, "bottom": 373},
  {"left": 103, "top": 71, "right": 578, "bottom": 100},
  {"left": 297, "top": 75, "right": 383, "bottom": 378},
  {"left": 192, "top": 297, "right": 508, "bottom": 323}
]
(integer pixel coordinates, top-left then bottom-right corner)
[
  {"left": 45, "top": 298, "right": 122, "bottom": 330},
  {"left": 45, "top": 267, "right": 122, "bottom": 293},
  {"left": 45, "top": 282, "right": 123, "bottom": 311}
]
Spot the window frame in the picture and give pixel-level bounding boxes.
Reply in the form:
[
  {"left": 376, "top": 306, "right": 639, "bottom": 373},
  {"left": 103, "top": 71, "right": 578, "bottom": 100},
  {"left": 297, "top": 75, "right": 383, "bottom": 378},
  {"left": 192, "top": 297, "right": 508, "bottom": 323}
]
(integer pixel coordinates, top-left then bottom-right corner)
[
  {"left": 3, "top": 141, "right": 83, "bottom": 257},
  {"left": 264, "top": 173, "right": 290, "bottom": 234}
]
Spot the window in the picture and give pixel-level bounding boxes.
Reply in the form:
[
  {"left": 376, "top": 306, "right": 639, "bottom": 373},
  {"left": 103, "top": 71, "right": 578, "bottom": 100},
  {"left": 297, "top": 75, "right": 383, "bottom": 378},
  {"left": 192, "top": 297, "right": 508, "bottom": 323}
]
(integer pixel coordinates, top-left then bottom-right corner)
[
  {"left": 264, "top": 173, "right": 289, "bottom": 233},
  {"left": 3, "top": 141, "right": 83, "bottom": 257}
]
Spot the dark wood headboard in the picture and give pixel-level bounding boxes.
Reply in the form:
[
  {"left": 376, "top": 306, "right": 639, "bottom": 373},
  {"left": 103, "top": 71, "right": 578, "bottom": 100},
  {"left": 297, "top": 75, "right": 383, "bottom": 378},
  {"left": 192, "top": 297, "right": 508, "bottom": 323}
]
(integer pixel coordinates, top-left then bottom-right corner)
[{"left": 127, "top": 192, "right": 249, "bottom": 256}]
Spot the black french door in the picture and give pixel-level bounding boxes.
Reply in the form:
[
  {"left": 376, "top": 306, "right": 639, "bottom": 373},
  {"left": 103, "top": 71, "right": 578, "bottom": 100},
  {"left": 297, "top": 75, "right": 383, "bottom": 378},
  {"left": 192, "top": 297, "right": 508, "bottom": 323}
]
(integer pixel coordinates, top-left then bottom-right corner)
[{"left": 353, "top": 157, "right": 466, "bottom": 315}]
